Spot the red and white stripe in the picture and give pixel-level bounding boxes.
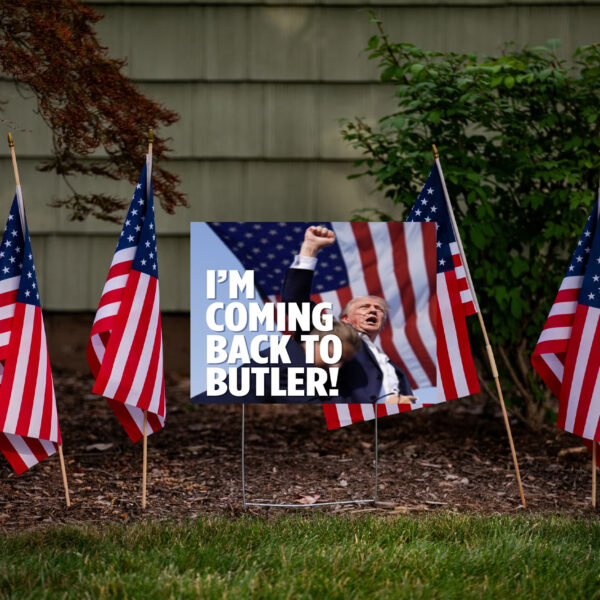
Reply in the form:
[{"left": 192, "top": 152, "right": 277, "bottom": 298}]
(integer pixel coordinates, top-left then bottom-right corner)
[
  {"left": 91, "top": 270, "right": 165, "bottom": 442},
  {"left": 451, "top": 241, "right": 477, "bottom": 316},
  {"left": 322, "top": 221, "right": 474, "bottom": 429},
  {"left": 323, "top": 268, "right": 479, "bottom": 429},
  {"left": 323, "top": 228, "right": 480, "bottom": 430},
  {"left": 87, "top": 246, "right": 136, "bottom": 374},
  {"left": 0, "top": 319, "right": 58, "bottom": 474},
  {"left": 531, "top": 275, "right": 581, "bottom": 400},
  {"left": 557, "top": 304, "right": 600, "bottom": 441},
  {"left": 0, "top": 192, "right": 60, "bottom": 473},
  {"left": 0, "top": 275, "right": 19, "bottom": 359},
  {"left": 436, "top": 269, "right": 479, "bottom": 402}
]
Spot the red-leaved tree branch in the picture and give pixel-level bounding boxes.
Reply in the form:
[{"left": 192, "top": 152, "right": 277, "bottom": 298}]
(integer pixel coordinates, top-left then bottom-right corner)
[{"left": 0, "top": 0, "right": 186, "bottom": 222}]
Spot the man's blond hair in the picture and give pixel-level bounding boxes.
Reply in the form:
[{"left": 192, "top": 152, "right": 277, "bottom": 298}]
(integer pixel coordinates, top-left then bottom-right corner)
[{"left": 340, "top": 296, "right": 390, "bottom": 320}]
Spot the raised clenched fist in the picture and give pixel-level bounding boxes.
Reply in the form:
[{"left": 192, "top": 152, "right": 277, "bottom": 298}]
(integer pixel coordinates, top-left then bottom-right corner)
[{"left": 300, "top": 226, "right": 336, "bottom": 257}]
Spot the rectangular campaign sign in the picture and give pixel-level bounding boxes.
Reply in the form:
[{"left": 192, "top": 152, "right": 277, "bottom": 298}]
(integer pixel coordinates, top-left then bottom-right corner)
[{"left": 190, "top": 222, "right": 437, "bottom": 404}]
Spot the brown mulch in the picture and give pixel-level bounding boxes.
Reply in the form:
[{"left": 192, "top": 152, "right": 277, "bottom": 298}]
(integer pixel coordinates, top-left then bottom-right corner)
[{"left": 0, "top": 368, "right": 598, "bottom": 532}]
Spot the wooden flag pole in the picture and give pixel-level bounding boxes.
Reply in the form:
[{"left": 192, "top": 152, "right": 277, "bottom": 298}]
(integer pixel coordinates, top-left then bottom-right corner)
[
  {"left": 140, "top": 129, "right": 153, "bottom": 510},
  {"left": 7, "top": 133, "right": 71, "bottom": 507},
  {"left": 8, "top": 133, "right": 21, "bottom": 187},
  {"left": 58, "top": 446, "right": 71, "bottom": 507},
  {"left": 432, "top": 145, "right": 527, "bottom": 507},
  {"left": 142, "top": 410, "right": 148, "bottom": 509},
  {"left": 593, "top": 442, "right": 597, "bottom": 509}
]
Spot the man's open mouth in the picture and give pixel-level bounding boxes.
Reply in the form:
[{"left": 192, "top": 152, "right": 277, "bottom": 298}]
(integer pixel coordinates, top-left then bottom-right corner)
[{"left": 366, "top": 316, "right": 378, "bottom": 325}]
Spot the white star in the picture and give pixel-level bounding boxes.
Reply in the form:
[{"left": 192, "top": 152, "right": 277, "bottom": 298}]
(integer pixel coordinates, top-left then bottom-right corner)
[
  {"left": 125, "top": 220, "right": 131, "bottom": 226},
  {"left": 136, "top": 183, "right": 141, "bottom": 190},
  {"left": 138, "top": 199, "right": 144, "bottom": 205},
  {"left": 431, "top": 206, "right": 437, "bottom": 213},
  {"left": 149, "top": 252, "right": 154, "bottom": 259},
  {"left": 589, "top": 293, "right": 595, "bottom": 300},
  {"left": 10, "top": 230, "right": 17, "bottom": 237},
  {"left": 439, "top": 258, "right": 446, "bottom": 266},
  {"left": 149, "top": 223, "right": 154, "bottom": 230},
  {"left": 594, "top": 275, "right": 600, "bottom": 282},
  {"left": 569, "top": 265, "right": 575, "bottom": 271},
  {"left": 425, "top": 217, "right": 431, "bottom": 222},
  {"left": 135, "top": 225, "right": 141, "bottom": 232},
  {"left": 14, "top": 247, "right": 20, "bottom": 253},
  {"left": 152, "top": 263, "right": 156, "bottom": 270},
  {"left": 597, "top": 257, "right": 600, "bottom": 264},
  {"left": 2, "top": 267, "right": 8, "bottom": 274},
  {"left": 141, "top": 259, "right": 147, "bottom": 266},
  {"left": 427, "top": 187, "right": 434, "bottom": 195},
  {"left": 128, "top": 235, "right": 134, "bottom": 242},
  {"left": 0, "top": 252, "right": 4, "bottom": 258},
  {"left": 576, "top": 256, "right": 583, "bottom": 262},
  {"left": 9, "top": 256, "right": 15, "bottom": 264},
  {"left": 32, "top": 282, "right": 36, "bottom": 289},
  {"left": 131, "top": 209, "right": 138, "bottom": 216},
  {"left": 27, "top": 271, "right": 32, "bottom": 279},
  {"left": 24, "top": 290, "right": 30, "bottom": 297},
  {"left": 415, "top": 210, "right": 422, "bottom": 216},
  {"left": 28, "top": 254, "right": 32, "bottom": 260},
  {"left": 4, "top": 241, "right": 11, "bottom": 247},
  {"left": 152, "top": 235, "right": 155, "bottom": 240},
  {"left": 436, "top": 241, "right": 442, "bottom": 248},
  {"left": 585, "top": 230, "right": 591, "bottom": 237},
  {"left": 421, "top": 199, "right": 428, "bottom": 206},
  {"left": 7, "top": 214, "right": 13, "bottom": 221},
  {"left": 145, "top": 241, "right": 150, "bottom": 248},
  {"left": 586, "top": 247, "right": 591, "bottom": 253}
]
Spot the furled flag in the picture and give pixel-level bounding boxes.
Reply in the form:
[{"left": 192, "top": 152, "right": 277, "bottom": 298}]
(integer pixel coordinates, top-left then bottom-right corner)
[
  {"left": 322, "top": 163, "right": 481, "bottom": 428},
  {"left": 87, "top": 156, "right": 165, "bottom": 442},
  {"left": 532, "top": 197, "right": 600, "bottom": 442},
  {"left": 0, "top": 192, "right": 61, "bottom": 474},
  {"left": 206, "top": 221, "right": 439, "bottom": 423},
  {"left": 407, "top": 164, "right": 480, "bottom": 400}
]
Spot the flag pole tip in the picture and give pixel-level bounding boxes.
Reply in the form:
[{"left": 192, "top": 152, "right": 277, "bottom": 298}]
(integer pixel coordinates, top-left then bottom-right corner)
[
  {"left": 432, "top": 144, "right": 439, "bottom": 159},
  {"left": 148, "top": 129, "right": 154, "bottom": 144},
  {"left": 7, "top": 133, "right": 14, "bottom": 148}
]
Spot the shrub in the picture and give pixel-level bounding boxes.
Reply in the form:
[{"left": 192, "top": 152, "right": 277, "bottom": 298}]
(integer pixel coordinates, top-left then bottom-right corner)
[{"left": 341, "top": 15, "right": 600, "bottom": 427}]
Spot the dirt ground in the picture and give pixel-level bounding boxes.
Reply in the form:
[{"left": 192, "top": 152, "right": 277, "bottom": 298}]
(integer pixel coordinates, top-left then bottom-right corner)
[{"left": 0, "top": 315, "right": 598, "bottom": 532}]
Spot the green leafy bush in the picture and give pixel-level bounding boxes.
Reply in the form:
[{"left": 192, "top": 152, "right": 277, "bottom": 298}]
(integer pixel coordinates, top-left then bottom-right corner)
[{"left": 341, "top": 16, "right": 600, "bottom": 427}]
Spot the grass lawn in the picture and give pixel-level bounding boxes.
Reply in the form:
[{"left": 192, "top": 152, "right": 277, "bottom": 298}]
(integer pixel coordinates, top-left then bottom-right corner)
[{"left": 1, "top": 513, "right": 599, "bottom": 599}]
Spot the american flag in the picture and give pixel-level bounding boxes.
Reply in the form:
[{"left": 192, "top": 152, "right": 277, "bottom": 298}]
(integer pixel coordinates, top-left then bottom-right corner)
[
  {"left": 87, "top": 156, "right": 165, "bottom": 443},
  {"left": 323, "top": 163, "right": 481, "bottom": 428},
  {"left": 407, "top": 162, "right": 480, "bottom": 400},
  {"left": 207, "top": 221, "right": 439, "bottom": 422},
  {"left": 532, "top": 196, "right": 600, "bottom": 442},
  {"left": 0, "top": 191, "right": 61, "bottom": 474}
]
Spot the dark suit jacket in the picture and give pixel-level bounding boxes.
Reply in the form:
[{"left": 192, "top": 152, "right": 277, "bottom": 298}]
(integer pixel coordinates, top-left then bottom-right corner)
[{"left": 281, "top": 266, "right": 413, "bottom": 403}]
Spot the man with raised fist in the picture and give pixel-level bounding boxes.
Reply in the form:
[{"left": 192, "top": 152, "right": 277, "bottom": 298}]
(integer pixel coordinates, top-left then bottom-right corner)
[{"left": 282, "top": 225, "right": 416, "bottom": 405}]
